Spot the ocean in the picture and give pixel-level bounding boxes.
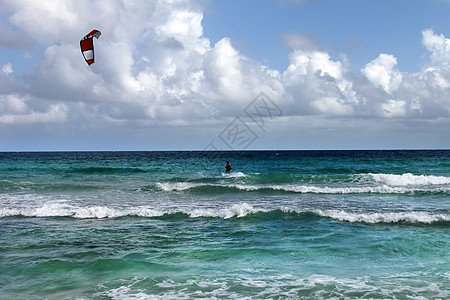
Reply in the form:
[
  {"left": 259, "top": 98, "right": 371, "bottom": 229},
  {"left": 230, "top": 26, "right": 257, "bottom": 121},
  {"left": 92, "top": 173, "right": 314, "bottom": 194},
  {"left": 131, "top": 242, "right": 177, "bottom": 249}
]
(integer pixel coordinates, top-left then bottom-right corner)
[{"left": 1, "top": 150, "right": 449, "bottom": 299}]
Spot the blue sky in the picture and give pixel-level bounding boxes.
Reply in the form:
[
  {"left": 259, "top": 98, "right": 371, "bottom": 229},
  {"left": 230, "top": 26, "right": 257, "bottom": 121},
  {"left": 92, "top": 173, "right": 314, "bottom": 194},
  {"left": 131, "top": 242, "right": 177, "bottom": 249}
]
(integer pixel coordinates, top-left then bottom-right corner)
[
  {"left": 203, "top": 0, "right": 449, "bottom": 73},
  {"left": 0, "top": 0, "right": 450, "bottom": 151}
]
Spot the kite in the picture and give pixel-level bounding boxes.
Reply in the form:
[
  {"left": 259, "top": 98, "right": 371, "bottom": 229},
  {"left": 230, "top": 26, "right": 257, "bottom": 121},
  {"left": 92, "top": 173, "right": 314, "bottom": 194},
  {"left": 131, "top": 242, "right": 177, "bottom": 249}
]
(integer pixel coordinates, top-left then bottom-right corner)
[{"left": 80, "top": 29, "right": 101, "bottom": 65}]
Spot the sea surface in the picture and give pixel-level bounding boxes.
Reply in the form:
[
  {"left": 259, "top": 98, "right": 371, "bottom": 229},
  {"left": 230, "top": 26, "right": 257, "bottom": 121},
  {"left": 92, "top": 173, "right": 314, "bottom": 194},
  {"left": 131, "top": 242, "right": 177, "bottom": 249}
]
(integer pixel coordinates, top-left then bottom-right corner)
[{"left": 1, "top": 150, "right": 449, "bottom": 299}]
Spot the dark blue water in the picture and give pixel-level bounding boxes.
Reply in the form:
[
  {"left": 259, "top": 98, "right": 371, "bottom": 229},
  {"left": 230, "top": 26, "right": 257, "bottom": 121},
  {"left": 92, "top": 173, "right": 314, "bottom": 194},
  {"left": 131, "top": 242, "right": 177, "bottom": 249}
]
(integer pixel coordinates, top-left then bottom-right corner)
[{"left": 1, "top": 151, "right": 449, "bottom": 299}]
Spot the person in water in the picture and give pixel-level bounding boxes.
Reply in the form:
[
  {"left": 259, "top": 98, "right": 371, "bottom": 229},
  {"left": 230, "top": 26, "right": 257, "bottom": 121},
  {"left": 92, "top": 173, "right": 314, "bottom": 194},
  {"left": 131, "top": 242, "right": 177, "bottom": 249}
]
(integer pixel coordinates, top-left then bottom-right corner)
[{"left": 225, "top": 161, "right": 232, "bottom": 174}]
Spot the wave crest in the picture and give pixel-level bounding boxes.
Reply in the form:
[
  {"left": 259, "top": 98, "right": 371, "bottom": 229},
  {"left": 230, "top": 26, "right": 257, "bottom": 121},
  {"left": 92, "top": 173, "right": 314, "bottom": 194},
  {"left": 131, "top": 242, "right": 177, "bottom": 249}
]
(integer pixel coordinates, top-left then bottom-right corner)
[
  {"left": 1, "top": 203, "right": 449, "bottom": 225},
  {"left": 315, "top": 209, "right": 450, "bottom": 224},
  {"left": 367, "top": 173, "right": 450, "bottom": 186},
  {"left": 155, "top": 181, "right": 449, "bottom": 195}
]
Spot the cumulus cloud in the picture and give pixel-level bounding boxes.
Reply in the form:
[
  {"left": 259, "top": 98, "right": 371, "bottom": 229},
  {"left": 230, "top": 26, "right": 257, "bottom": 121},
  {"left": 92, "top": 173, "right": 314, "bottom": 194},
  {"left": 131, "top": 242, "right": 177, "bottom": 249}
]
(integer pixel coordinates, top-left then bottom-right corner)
[
  {"left": 283, "top": 49, "right": 360, "bottom": 116},
  {"left": 0, "top": 0, "right": 449, "bottom": 149},
  {"left": 422, "top": 28, "right": 450, "bottom": 66},
  {"left": 0, "top": 94, "right": 67, "bottom": 124},
  {"left": 362, "top": 53, "right": 402, "bottom": 94}
]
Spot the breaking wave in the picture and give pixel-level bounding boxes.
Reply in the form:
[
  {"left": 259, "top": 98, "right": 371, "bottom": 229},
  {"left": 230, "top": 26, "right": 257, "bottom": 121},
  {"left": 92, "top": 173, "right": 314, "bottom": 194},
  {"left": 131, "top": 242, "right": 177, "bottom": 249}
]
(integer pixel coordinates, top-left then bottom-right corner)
[
  {"left": 1, "top": 202, "right": 449, "bottom": 225},
  {"left": 151, "top": 172, "right": 450, "bottom": 195},
  {"left": 366, "top": 173, "right": 450, "bottom": 186},
  {"left": 155, "top": 182, "right": 450, "bottom": 195}
]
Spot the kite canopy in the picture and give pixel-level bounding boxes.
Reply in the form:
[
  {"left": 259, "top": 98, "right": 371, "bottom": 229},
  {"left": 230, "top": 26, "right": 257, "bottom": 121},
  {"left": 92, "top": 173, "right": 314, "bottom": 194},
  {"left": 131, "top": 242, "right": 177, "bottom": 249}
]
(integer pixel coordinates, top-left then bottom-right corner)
[{"left": 80, "top": 29, "right": 101, "bottom": 65}]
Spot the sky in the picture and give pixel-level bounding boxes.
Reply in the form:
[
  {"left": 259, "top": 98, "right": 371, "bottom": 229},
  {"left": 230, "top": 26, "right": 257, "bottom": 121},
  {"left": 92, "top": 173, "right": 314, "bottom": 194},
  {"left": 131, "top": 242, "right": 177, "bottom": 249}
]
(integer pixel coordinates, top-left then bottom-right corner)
[{"left": 0, "top": 0, "right": 449, "bottom": 151}]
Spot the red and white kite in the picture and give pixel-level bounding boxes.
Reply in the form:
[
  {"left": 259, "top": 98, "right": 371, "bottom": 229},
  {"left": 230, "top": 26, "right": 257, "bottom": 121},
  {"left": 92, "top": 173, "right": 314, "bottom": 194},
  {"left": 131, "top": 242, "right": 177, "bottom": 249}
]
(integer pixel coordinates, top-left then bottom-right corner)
[{"left": 80, "top": 29, "right": 101, "bottom": 65}]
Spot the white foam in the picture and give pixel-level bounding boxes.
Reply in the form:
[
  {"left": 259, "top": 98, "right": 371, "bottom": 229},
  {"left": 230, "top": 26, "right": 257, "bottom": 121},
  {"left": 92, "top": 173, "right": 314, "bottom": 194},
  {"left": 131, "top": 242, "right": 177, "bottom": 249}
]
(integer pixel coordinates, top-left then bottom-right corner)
[
  {"left": 0, "top": 208, "right": 20, "bottom": 218},
  {"left": 314, "top": 209, "right": 450, "bottom": 224},
  {"left": 0, "top": 202, "right": 261, "bottom": 220},
  {"left": 155, "top": 181, "right": 449, "bottom": 194},
  {"left": 0, "top": 202, "right": 165, "bottom": 219},
  {"left": 156, "top": 182, "right": 195, "bottom": 192},
  {"left": 100, "top": 278, "right": 232, "bottom": 300},
  {"left": 2, "top": 202, "right": 448, "bottom": 224},
  {"left": 222, "top": 203, "right": 259, "bottom": 219},
  {"left": 221, "top": 172, "right": 246, "bottom": 178},
  {"left": 368, "top": 173, "right": 450, "bottom": 186},
  {"left": 231, "top": 183, "right": 448, "bottom": 194},
  {"left": 94, "top": 271, "right": 450, "bottom": 300},
  {"left": 187, "top": 203, "right": 260, "bottom": 219}
]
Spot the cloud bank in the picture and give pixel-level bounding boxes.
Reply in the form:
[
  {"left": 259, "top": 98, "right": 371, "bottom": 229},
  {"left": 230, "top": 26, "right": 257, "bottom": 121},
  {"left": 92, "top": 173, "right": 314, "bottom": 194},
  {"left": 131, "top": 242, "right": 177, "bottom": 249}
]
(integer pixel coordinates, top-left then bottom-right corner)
[{"left": 1, "top": 0, "right": 449, "bottom": 149}]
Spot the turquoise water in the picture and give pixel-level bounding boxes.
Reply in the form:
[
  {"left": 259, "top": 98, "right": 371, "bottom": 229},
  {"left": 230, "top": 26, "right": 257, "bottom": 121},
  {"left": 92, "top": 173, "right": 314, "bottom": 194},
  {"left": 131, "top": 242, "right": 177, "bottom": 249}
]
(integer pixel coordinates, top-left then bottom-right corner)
[{"left": 1, "top": 151, "right": 449, "bottom": 299}]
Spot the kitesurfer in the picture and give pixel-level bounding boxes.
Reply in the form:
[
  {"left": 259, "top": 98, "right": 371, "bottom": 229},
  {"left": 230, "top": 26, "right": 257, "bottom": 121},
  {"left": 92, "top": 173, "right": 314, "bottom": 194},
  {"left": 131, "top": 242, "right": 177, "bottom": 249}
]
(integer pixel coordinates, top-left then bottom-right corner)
[{"left": 225, "top": 161, "right": 232, "bottom": 174}]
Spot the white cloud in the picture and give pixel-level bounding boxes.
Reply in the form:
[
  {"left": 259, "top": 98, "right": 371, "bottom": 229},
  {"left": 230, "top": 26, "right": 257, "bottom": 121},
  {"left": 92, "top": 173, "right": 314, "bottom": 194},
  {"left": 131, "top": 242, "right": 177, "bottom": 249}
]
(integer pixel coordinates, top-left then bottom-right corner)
[
  {"left": 422, "top": 28, "right": 450, "bottom": 65},
  {"left": 283, "top": 49, "right": 359, "bottom": 116},
  {"left": 2, "top": 63, "right": 13, "bottom": 74},
  {"left": 0, "top": 63, "right": 22, "bottom": 94},
  {"left": 0, "top": 0, "right": 450, "bottom": 149},
  {"left": 204, "top": 38, "right": 245, "bottom": 100},
  {"left": 0, "top": 94, "right": 67, "bottom": 124},
  {"left": 4, "top": 0, "right": 79, "bottom": 42},
  {"left": 311, "top": 96, "right": 355, "bottom": 115},
  {"left": 362, "top": 53, "right": 402, "bottom": 94},
  {"left": 381, "top": 99, "right": 406, "bottom": 118}
]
